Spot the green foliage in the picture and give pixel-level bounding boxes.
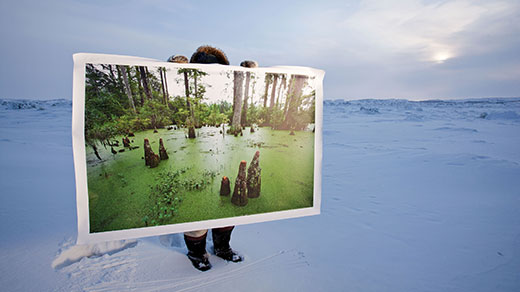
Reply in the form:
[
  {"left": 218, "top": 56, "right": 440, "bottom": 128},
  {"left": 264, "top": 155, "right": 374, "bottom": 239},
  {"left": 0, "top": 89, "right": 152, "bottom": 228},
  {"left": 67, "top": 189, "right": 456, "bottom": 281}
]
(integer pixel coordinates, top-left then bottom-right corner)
[
  {"left": 138, "top": 99, "right": 173, "bottom": 129},
  {"left": 146, "top": 168, "right": 216, "bottom": 226}
]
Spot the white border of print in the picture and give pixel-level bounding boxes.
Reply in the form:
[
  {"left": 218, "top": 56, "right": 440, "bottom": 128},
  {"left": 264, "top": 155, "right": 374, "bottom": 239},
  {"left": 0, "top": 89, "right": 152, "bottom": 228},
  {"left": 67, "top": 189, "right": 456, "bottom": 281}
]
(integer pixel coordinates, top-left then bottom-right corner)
[{"left": 72, "top": 53, "right": 324, "bottom": 244}]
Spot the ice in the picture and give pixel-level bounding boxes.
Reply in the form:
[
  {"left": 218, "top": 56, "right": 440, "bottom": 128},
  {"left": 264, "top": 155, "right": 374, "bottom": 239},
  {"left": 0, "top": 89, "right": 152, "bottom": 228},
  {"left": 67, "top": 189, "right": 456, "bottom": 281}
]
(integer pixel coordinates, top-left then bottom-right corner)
[{"left": 1, "top": 98, "right": 519, "bottom": 291}]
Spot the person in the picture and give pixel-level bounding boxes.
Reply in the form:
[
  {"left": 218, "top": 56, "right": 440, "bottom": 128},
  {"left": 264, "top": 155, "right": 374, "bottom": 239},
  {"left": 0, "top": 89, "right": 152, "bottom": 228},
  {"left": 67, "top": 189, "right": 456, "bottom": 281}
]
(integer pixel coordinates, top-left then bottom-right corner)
[{"left": 167, "top": 45, "right": 257, "bottom": 271}]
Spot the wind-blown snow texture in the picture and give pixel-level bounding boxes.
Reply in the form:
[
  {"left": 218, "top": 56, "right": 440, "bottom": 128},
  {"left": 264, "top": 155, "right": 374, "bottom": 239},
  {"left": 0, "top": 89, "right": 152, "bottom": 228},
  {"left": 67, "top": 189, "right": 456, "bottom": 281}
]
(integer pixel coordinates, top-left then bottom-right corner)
[{"left": 1, "top": 98, "right": 519, "bottom": 291}]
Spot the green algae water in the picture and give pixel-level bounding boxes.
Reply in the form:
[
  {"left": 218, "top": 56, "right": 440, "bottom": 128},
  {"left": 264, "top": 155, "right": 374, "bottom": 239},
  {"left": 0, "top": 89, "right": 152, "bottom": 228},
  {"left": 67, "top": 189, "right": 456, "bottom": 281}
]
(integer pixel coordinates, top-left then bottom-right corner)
[{"left": 87, "top": 126, "right": 314, "bottom": 233}]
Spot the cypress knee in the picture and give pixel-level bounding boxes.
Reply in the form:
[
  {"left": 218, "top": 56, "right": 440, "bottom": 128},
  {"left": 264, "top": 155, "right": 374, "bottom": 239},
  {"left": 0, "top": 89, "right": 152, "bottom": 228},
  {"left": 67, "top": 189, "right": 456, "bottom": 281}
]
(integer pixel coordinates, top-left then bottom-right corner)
[
  {"left": 247, "top": 151, "right": 261, "bottom": 198},
  {"left": 122, "top": 137, "right": 130, "bottom": 147},
  {"left": 144, "top": 138, "right": 151, "bottom": 166},
  {"left": 231, "top": 161, "right": 248, "bottom": 206},
  {"left": 144, "top": 138, "right": 160, "bottom": 168},
  {"left": 220, "top": 176, "right": 231, "bottom": 196},
  {"left": 149, "top": 152, "right": 160, "bottom": 168},
  {"left": 159, "top": 138, "right": 168, "bottom": 160},
  {"left": 188, "top": 127, "right": 196, "bottom": 139}
]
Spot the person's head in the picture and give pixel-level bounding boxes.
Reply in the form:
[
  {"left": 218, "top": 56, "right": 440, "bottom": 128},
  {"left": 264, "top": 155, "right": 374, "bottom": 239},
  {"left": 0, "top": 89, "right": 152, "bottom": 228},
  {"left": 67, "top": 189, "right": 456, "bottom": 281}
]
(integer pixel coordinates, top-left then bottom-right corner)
[
  {"left": 190, "top": 46, "right": 229, "bottom": 65},
  {"left": 240, "top": 60, "right": 258, "bottom": 68},
  {"left": 167, "top": 55, "right": 188, "bottom": 63}
]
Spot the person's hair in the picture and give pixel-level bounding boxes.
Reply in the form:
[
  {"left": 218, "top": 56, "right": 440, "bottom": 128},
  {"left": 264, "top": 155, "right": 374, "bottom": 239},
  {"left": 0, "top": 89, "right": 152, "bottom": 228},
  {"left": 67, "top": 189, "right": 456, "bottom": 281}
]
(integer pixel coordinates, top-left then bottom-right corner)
[
  {"left": 190, "top": 45, "right": 229, "bottom": 65},
  {"left": 167, "top": 55, "right": 188, "bottom": 63},
  {"left": 240, "top": 60, "right": 258, "bottom": 68}
]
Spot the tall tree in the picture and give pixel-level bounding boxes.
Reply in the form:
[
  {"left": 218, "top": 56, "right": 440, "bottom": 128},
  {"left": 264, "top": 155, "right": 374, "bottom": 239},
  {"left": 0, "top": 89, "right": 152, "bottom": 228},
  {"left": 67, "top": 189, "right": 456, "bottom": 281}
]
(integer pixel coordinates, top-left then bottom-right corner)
[
  {"left": 263, "top": 73, "right": 272, "bottom": 108},
  {"left": 281, "top": 74, "right": 308, "bottom": 130},
  {"left": 120, "top": 66, "right": 137, "bottom": 114},
  {"left": 277, "top": 74, "right": 287, "bottom": 108},
  {"left": 241, "top": 71, "right": 252, "bottom": 127},
  {"left": 270, "top": 74, "right": 278, "bottom": 108},
  {"left": 135, "top": 66, "right": 145, "bottom": 106},
  {"left": 162, "top": 68, "right": 169, "bottom": 102},
  {"left": 231, "top": 71, "right": 244, "bottom": 134},
  {"left": 159, "top": 67, "right": 167, "bottom": 104},
  {"left": 177, "top": 68, "right": 197, "bottom": 138},
  {"left": 139, "top": 66, "right": 153, "bottom": 101}
]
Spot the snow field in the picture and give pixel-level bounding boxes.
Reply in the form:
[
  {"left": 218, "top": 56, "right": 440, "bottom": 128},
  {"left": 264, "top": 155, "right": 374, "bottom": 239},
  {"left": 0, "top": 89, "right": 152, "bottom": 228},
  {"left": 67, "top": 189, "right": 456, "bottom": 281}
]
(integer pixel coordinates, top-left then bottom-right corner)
[{"left": 1, "top": 98, "right": 519, "bottom": 291}]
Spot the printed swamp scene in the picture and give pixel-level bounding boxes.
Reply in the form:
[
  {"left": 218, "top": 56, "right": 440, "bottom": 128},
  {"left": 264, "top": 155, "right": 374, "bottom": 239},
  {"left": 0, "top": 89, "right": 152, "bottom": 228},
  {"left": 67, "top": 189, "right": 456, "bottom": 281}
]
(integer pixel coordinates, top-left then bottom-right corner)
[{"left": 85, "top": 63, "right": 316, "bottom": 233}]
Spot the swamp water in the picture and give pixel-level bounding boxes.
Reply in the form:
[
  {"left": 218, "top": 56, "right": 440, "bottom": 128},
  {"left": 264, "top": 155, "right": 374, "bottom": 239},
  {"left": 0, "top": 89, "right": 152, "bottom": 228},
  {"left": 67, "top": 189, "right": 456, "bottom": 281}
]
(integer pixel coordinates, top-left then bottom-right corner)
[{"left": 86, "top": 126, "right": 315, "bottom": 232}]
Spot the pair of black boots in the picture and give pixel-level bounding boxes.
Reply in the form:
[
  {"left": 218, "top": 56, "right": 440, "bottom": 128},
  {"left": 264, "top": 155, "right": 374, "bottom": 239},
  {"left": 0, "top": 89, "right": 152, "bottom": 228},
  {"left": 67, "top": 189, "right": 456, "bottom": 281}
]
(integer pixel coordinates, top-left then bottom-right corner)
[{"left": 184, "top": 227, "right": 243, "bottom": 271}]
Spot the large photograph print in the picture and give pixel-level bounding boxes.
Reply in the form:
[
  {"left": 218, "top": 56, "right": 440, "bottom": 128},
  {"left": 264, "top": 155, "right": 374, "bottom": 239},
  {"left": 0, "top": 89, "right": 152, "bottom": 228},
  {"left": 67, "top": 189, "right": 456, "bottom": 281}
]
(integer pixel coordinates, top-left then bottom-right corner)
[{"left": 73, "top": 54, "right": 323, "bottom": 244}]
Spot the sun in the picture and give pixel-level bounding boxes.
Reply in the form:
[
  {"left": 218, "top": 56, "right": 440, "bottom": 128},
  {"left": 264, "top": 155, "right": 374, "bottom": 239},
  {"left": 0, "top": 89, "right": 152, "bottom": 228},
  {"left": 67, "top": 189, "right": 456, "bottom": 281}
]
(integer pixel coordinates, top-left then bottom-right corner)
[{"left": 432, "top": 51, "right": 453, "bottom": 64}]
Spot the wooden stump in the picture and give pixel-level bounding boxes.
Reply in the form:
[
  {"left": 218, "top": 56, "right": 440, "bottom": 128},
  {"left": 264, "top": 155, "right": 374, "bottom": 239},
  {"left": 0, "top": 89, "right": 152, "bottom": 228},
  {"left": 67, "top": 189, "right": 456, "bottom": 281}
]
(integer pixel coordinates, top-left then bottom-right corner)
[
  {"left": 188, "top": 127, "right": 196, "bottom": 139},
  {"left": 144, "top": 138, "right": 160, "bottom": 168},
  {"left": 149, "top": 153, "right": 160, "bottom": 168},
  {"left": 159, "top": 138, "right": 169, "bottom": 160},
  {"left": 231, "top": 161, "right": 248, "bottom": 206},
  {"left": 220, "top": 176, "right": 231, "bottom": 196},
  {"left": 122, "top": 137, "right": 130, "bottom": 147},
  {"left": 247, "top": 151, "right": 261, "bottom": 198}
]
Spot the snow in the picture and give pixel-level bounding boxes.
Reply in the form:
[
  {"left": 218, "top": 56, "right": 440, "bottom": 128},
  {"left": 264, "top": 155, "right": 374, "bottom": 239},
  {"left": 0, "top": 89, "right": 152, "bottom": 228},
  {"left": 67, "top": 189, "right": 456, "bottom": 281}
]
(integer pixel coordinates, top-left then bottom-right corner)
[{"left": 1, "top": 98, "right": 519, "bottom": 291}]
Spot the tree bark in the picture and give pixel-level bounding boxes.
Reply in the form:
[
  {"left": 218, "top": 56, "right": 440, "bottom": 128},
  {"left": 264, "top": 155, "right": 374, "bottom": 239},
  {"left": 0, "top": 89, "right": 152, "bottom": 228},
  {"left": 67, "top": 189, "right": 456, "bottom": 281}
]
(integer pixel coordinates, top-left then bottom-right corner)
[
  {"left": 281, "top": 75, "right": 308, "bottom": 130},
  {"left": 159, "top": 68, "right": 167, "bottom": 104},
  {"left": 159, "top": 138, "right": 168, "bottom": 160},
  {"left": 263, "top": 73, "right": 271, "bottom": 108},
  {"left": 231, "top": 161, "right": 248, "bottom": 206},
  {"left": 247, "top": 151, "right": 261, "bottom": 198},
  {"left": 241, "top": 71, "right": 251, "bottom": 127},
  {"left": 139, "top": 66, "right": 153, "bottom": 101},
  {"left": 163, "top": 68, "right": 169, "bottom": 103},
  {"left": 144, "top": 138, "right": 160, "bottom": 168},
  {"left": 231, "top": 71, "right": 244, "bottom": 134},
  {"left": 277, "top": 74, "right": 286, "bottom": 108},
  {"left": 220, "top": 176, "right": 231, "bottom": 196},
  {"left": 270, "top": 74, "right": 278, "bottom": 109},
  {"left": 182, "top": 70, "right": 196, "bottom": 138},
  {"left": 135, "top": 66, "right": 145, "bottom": 106},
  {"left": 121, "top": 66, "right": 137, "bottom": 113}
]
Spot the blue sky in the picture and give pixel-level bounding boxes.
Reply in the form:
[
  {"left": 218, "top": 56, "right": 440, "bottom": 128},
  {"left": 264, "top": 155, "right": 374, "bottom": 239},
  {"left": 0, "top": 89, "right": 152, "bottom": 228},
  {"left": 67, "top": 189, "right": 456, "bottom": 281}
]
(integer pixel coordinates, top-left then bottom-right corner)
[{"left": 1, "top": 0, "right": 519, "bottom": 100}]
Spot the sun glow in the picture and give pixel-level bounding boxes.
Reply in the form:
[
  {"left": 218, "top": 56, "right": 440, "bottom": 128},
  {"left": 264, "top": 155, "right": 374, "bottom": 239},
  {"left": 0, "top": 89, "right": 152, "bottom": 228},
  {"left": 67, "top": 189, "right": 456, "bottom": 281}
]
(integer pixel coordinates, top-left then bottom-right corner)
[{"left": 432, "top": 51, "right": 453, "bottom": 64}]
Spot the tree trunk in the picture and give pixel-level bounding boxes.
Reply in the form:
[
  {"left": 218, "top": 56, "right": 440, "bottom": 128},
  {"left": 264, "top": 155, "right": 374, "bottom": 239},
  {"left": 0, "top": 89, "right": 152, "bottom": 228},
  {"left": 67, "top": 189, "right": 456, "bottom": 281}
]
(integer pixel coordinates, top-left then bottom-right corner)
[
  {"left": 231, "top": 71, "right": 244, "bottom": 134},
  {"left": 183, "top": 70, "right": 196, "bottom": 138},
  {"left": 159, "top": 68, "right": 167, "bottom": 104},
  {"left": 241, "top": 71, "right": 251, "bottom": 127},
  {"left": 121, "top": 66, "right": 137, "bottom": 113},
  {"left": 139, "top": 66, "right": 152, "bottom": 101},
  {"left": 135, "top": 66, "right": 145, "bottom": 106},
  {"left": 270, "top": 74, "right": 278, "bottom": 108},
  {"left": 281, "top": 75, "right": 308, "bottom": 130},
  {"left": 163, "top": 68, "right": 169, "bottom": 103},
  {"left": 277, "top": 74, "right": 286, "bottom": 108},
  {"left": 263, "top": 73, "right": 270, "bottom": 108}
]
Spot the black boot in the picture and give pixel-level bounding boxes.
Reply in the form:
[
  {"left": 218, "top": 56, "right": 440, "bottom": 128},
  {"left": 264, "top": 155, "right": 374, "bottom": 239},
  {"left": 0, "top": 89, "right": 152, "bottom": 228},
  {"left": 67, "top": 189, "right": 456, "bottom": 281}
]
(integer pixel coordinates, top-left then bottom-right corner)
[
  {"left": 184, "top": 233, "right": 212, "bottom": 271},
  {"left": 212, "top": 227, "right": 243, "bottom": 262}
]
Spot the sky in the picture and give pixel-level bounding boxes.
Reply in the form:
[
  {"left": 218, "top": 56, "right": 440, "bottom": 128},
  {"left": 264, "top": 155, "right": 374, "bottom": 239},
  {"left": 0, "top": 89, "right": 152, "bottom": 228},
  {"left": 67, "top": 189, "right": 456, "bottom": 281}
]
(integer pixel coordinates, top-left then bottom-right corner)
[{"left": 1, "top": 0, "right": 519, "bottom": 100}]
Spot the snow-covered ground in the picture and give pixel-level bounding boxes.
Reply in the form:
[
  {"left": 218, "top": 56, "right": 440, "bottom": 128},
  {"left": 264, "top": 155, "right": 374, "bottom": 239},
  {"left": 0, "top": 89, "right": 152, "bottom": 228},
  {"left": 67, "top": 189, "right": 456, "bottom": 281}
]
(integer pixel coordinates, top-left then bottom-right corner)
[{"left": 1, "top": 98, "right": 519, "bottom": 291}]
